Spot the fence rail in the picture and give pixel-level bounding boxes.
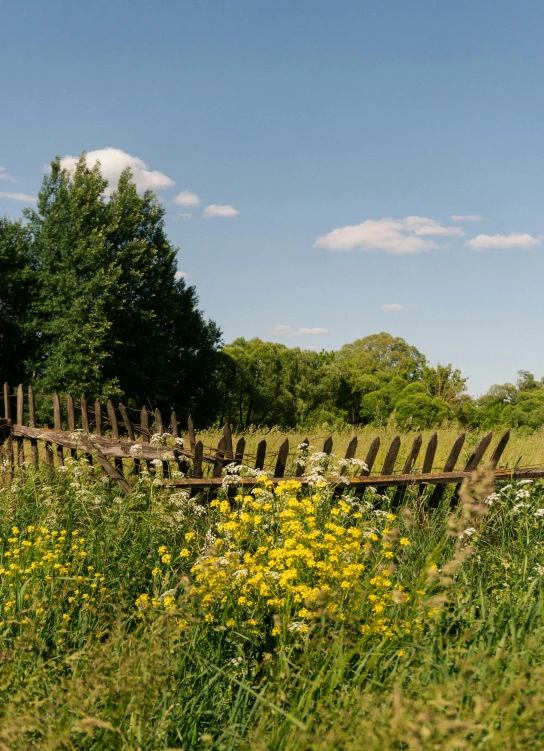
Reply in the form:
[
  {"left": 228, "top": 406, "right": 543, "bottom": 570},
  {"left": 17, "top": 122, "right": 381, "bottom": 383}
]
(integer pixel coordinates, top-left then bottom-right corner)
[{"left": 0, "top": 382, "right": 536, "bottom": 499}]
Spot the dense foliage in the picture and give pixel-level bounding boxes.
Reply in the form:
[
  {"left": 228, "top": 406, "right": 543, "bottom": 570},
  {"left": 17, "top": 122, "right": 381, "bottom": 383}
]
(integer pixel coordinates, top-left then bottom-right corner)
[
  {"left": 0, "top": 155, "right": 222, "bottom": 422},
  {"left": 1, "top": 458, "right": 544, "bottom": 748}
]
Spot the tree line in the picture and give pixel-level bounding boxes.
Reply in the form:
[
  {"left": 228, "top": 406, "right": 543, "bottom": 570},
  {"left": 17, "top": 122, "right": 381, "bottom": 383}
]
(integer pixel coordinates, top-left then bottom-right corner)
[{"left": 1, "top": 155, "right": 542, "bottom": 431}]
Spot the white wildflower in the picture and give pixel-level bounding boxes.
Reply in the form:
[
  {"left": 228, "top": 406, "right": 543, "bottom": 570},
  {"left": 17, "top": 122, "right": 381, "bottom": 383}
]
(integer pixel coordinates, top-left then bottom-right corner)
[
  {"left": 512, "top": 503, "right": 530, "bottom": 513},
  {"left": 233, "top": 569, "right": 248, "bottom": 579},
  {"left": 485, "top": 492, "right": 500, "bottom": 506},
  {"left": 535, "top": 509, "right": 544, "bottom": 518},
  {"left": 460, "top": 527, "right": 476, "bottom": 540},
  {"left": 288, "top": 621, "right": 307, "bottom": 632},
  {"left": 231, "top": 656, "right": 243, "bottom": 666}
]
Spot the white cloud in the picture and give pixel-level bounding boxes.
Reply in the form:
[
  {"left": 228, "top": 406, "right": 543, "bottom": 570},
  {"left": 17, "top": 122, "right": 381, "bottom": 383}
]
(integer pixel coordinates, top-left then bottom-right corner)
[
  {"left": 466, "top": 233, "right": 540, "bottom": 250},
  {"left": 270, "top": 325, "right": 330, "bottom": 337},
  {"left": 174, "top": 190, "right": 200, "bottom": 207},
  {"left": 175, "top": 270, "right": 189, "bottom": 280},
  {"left": 0, "top": 191, "right": 36, "bottom": 202},
  {"left": 203, "top": 204, "right": 239, "bottom": 218},
  {"left": 380, "top": 303, "right": 420, "bottom": 311},
  {"left": 0, "top": 166, "right": 16, "bottom": 183},
  {"left": 451, "top": 214, "right": 484, "bottom": 222},
  {"left": 59, "top": 148, "right": 174, "bottom": 195},
  {"left": 314, "top": 216, "right": 463, "bottom": 255}
]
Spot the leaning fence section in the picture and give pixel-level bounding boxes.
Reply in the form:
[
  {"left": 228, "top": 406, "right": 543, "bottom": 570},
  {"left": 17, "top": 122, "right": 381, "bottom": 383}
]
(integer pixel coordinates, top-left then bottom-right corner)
[{"left": 1, "top": 382, "right": 540, "bottom": 499}]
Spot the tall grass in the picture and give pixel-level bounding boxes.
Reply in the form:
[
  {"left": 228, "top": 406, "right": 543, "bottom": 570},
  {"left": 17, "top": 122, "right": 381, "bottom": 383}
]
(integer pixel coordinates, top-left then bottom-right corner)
[
  {"left": 195, "top": 423, "right": 544, "bottom": 474},
  {"left": 0, "top": 454, "right": 543, "bottom": 749}
]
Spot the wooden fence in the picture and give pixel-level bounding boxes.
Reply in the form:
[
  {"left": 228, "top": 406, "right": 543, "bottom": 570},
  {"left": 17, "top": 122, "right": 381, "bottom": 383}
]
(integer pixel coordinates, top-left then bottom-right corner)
[{"left": 1, "top": 383, "right": 543, "bottom": 500}]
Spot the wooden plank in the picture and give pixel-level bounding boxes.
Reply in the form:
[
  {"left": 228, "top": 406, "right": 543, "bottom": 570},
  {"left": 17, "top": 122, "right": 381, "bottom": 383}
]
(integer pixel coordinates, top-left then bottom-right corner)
[
  {"left": 295, "top": 437, "right": 309, "bottom": 477},
  {"left": 322, "top": 436, "right": 333, "bottom": 456},
  {"left": 255, "top": 440, "right": 267, "bottom": 470},
  {"left": 213, "top": 436, "right": 227, "bottom": 478},
  {"left": 465, "top": 431, "right": 494, "bottom": 471},
  {"left": 28, "top": 387, "right": 38, "bottom": 466},
  {"left": 107, "top": 400, "right": 119, "bottom": 439},
  {"left": 118, "top": 402, "right": 137, "bottom": 472},
  {"left": 361, "top": 436, "right": 380, "bottom": 477},
  {"left": 422, "top": 433, "right": 438, "bottom": 473},
  {"left": 80, "top": 395, "right": 90, "bottom": 433},
  {"left": 118, "top": 403, "right": 135, "bottom": 441},
  {"left": 393, "top": 434, "right": 422, "bottom": 506},
  {"left": 490, "top": 430, "right": 510, "bottom": 469},
  {"left": 453, "top": 431, "right": 494, "bottom": 501},
  {"left": 140, "top": 407, "right": 149, "bottom": 442},
  {"left": 234, "top": 437, "right": 246, "bottom": 464},
  {"left": 193, "top": 440, "right": 204, "bottom": 478},
  {"left": 381, "top": 436, "right": 401, "bottom": 475},
  {"left": 418, "top": 432, "right": 438, "bottom": 495},
  {"left": 378, "top": 435, "right": 401, "bottom": 497},
  {"left": 154, "top": 408, "right": 164, "bottom": 436},
  {"left": 16, "top": 384, "right": 24, "bottom": 424},
  {"left": 15, "top": 384, "right": 24, "bottom": 467},
  {"left": 170, "top": 411, "right": 179, "bottom": 438},
  {"left": 361, "top": 437, "right": 380, "bottom": 477},
  {"left": 13, "top": 425, "right": 184, "bottom": 460},
  {"left": 222, "top": 424, "right": 234, "bottom": 460},
  {"left": 78, "top": 435, "right": 131, "bottom": 494},
  {"left": 169, "top": 466, "right": 544, "bottom": 489},
  {"left": 274, "top": 438, "right": 289, "bottom": 478},
  {"left": 107, "top": 400, "right": 123, "bottom": 472},
  {"left": 66, "top": 393, "right": 77, "bottom": 458},
  {"left": 3, "top": 382, "right": 10, "bottom": 419},
  {"left": 95, "top": 399, "right": 103, "bottom": 436},
  {"left": 429, "top": 432, "right": 466, "bottom": 508},
  {"left": 52, "top": 392, "right": 63, "bottom": 466},
  {"left": 188, "top": 415, "right": 196, "bottom": 450},
  {"left": 340, "top": 436, "right": 358, "bottom": 476},
  {"left": 2, "top": 384, "right": 12, "bottom": 475},
  {"left": 66, "top": 394, "right": 75, "bottom": 432}
]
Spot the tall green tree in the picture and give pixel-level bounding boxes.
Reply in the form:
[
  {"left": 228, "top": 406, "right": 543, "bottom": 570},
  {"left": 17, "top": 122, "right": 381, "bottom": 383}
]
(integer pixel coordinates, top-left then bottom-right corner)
[
  {"left": 0, "top": 218, "right": 34, "bottom": 385},
  {"left": 25, "top": 155, "right": 221, "bottom": 418}
]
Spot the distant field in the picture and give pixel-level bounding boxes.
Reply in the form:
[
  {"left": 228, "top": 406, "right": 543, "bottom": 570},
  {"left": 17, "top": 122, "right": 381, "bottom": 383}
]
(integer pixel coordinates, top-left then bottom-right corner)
[{"left": 192, "top": 424, "right": 544, "bottom": 474}]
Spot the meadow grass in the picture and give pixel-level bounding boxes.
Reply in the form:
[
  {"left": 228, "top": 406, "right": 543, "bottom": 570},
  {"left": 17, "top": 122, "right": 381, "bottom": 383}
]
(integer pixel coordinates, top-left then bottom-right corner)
[
  {"left": 195, "top": 423, "right": 544, "bottom": 475},
  {"left": 0, "top": 452, "right": 543, "bottom": 749}
]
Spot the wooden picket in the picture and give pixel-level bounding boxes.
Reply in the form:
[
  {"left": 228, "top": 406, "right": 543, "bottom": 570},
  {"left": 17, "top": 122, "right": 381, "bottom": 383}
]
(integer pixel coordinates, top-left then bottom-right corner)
[{"left": 0, "top": 383, "right": 538, "bottom": 503}]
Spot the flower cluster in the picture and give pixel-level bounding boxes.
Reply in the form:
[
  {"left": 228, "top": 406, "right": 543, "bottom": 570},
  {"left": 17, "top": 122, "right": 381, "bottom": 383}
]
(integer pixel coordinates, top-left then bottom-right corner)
[
  {"left": 0, "top": 525, "right": 109, "bottom": 635},
  {"left": 137, "top": 478, "right": 422, "bottom": 644}
]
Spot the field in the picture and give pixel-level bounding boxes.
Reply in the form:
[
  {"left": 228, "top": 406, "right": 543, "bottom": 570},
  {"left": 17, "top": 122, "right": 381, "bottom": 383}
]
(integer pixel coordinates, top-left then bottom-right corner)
[
  {"left": 196, "top": 424, "right": 544, "bottom": 472},
  {"left": 1, "top": 435, "right": 544, "bottom": 749}
]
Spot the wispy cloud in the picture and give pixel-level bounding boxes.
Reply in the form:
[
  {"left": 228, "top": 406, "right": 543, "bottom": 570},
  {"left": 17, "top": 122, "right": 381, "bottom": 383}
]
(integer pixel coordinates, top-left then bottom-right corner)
[
  {"left": 467, "top": 233, "right": 540, "bottom": 250},
  {"left": 60, "top": 148, "right": 174, "bottom": 195},
  {"left": 380, "top": 303, "right": 420, "bottom": 311},
  {"left": 451, "top": 214, "right": 484, "bottom": 222},
  {"left": 0, "top": 166, "right": 16, "bottom": 183},
  {"left": 203, "top": 204, "right": 240, "bottom": 218},
  {"left": 0, "top": 191, "right": 36, "bottom": 202},
  {"left": 174, "top": 190, "right": 200, "bottom": 207},
  {"left": 175, "top": 270, "right": 189, "bottom": 280},
  {"left": 270, "top": 325, "right": 330, "bottom": 337},
  {"left": 314, "top": 216, "right": 463, "bottom": 255}
]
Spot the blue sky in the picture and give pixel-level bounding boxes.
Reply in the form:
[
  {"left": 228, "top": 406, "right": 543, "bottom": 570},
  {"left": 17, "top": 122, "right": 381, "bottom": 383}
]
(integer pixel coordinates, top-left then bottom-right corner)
[{"left": 2, "top": 0, "right": 544, "bottom": 395}]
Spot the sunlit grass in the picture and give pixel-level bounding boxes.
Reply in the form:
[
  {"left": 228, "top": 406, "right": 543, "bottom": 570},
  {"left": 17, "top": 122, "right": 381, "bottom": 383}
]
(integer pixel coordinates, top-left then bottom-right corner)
[
  {"left": 195, "top": 423, "right": 544, "bottom": 474},
  {"left": 0, "top": 453, "right": 543, "bottom": 749}
]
